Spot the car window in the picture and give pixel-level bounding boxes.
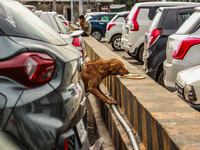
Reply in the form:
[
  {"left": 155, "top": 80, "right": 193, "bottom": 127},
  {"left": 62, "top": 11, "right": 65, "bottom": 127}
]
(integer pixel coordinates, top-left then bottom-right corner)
[
  {"left": 181, "top": 13, "right": 192, "bottom": 22},
  {"left": 94, "top": 16, "right": 101, "bottom": 21},
  {"left": 0, "top": 1, "right": 67, "bottom": 45},
  {"left": 113, "top": 16, "right": 125, "bottom": 23},
  {"left": 148, "top": 9, "right": 162, "bottom": 32},
  {"left": 108, "top": 15, "right": 115, "bottom": 20},
  {"left": 54, "top": 14, "right": 68, "bottom": 34},
  {"left": 176, "top": 12, "right": 200, "bottom": 35},
  {"left": 101, "top": 15, "right": 109, "bottom": 21}
]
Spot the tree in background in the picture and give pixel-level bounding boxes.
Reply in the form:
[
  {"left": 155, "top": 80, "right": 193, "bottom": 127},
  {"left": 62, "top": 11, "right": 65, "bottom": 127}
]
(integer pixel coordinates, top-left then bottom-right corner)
[{"left": 113, "top": 0, "right": 138, "bottom": 10}]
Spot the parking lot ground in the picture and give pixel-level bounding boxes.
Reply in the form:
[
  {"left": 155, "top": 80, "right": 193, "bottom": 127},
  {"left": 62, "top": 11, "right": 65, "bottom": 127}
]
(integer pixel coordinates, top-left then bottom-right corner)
[
  {"left": 100, "top": 38, "right": 143, "bottom": 71},
  {"left": 87, "top": 94, "right": 116, "bottom": 150}
]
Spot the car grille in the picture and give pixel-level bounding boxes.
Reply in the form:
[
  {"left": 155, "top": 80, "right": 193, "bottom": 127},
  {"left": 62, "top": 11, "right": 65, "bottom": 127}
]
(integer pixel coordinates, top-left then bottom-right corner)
[{"left": 175, "top": 81, "right": 184, "bottom": 97}]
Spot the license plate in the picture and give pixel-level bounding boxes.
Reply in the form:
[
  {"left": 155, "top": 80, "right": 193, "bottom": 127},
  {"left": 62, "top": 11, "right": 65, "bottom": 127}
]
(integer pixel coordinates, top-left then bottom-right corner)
[{"left": 76, "top": 119, "right": 87, "bottom": 144}]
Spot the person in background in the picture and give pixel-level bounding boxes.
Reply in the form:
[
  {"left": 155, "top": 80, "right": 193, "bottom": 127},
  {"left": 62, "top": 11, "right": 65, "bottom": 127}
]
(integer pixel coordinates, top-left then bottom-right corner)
[{"left": 79, "top": 15, "right": 91, "bottom": 36}]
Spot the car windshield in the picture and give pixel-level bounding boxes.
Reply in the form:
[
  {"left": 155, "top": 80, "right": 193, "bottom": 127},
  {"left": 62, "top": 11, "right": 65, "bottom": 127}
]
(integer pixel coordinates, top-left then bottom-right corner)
[
  {"left": 148, "top": 9, "right": 162, "bottom": 32},
  {"left": 54, "top": 14, "right": 68, "bottom": 34},
  {"left": 176, "top": 12, "right": 200, "bottom": 35},
  {"left": 0, "top": 1, "right": 67, "bottom": 45}
]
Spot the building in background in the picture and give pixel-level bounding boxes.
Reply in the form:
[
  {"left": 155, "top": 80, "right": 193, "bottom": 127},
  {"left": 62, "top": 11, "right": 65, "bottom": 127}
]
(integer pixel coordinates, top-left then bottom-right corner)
[{"left": 18, "top": 0, "right": 114, "bottom": 24}]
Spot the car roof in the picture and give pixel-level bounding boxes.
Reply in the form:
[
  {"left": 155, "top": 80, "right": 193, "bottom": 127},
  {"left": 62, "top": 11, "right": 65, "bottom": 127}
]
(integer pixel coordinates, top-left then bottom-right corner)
[
  {"left": 116, "top": 11, "right": 129, "bottom": 15},
  {"left": 135, "top": 1, "right": 199, "bottom": 7},
  {"left": 35, "top": 10, "right": 57, "bottom": 17},
  {"left": 159, "top": 4, "right": 200, "bottom": 11},
  {"left": 96, "top": 12, "right": 117, "bottom": 16},
  {"left": 195, "top": 6, "right": 200, "bottom": 12}
]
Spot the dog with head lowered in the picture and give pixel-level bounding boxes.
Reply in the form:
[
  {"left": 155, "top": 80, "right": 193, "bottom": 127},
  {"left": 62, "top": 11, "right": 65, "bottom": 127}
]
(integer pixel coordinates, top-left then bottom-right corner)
[{"left": 81, "top": 58, "right": 129, "bottom": 104}]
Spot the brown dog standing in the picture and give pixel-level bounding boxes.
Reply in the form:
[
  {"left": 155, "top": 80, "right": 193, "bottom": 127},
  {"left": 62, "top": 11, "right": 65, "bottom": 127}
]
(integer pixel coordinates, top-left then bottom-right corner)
[{"left": 81, "top": 58, "right": 129, "bottom": 104}]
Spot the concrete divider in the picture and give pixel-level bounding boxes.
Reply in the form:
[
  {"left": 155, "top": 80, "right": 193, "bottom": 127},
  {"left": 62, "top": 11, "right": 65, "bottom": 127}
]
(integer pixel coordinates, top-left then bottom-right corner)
[{"left": 83, "top": 36, "right": 200, "bottom": 150}]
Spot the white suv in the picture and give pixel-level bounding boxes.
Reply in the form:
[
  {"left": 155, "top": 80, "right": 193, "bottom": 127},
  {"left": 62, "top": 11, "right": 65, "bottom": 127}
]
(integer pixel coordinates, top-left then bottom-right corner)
[
  {"left": 121, "top": 2, "right": 195, "bottom": 63},
  {"left": 105, "top": 11, "right": 129, "bottom": 51},
  {"left": 176, "top": 65, "right": 200, "bottom": 110},
  {"left": 164, "top": 7, "right": 200, "bottom": 92},
  {"left": 35, "top": 11, "right": 86, "bottom": 62}
]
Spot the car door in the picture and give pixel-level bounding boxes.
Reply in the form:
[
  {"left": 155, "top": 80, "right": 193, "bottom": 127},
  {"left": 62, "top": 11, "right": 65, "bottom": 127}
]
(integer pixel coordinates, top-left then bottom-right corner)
[{"left": 90, "top": 14, "right": 115, "bottom": 36}]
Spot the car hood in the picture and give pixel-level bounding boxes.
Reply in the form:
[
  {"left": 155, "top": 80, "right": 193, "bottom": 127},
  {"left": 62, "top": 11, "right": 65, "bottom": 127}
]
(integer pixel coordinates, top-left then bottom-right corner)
[{"left": 176, "top": 65, "right": 200, "bottom": 86}]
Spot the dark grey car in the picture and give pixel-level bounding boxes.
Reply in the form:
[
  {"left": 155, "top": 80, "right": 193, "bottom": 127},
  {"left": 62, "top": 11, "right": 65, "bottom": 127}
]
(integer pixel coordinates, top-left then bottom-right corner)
[
  {"left": 0, "top": 1, "right": 89, "bottom": 150},
  {"left": 143, "top": 5, "right": 198, "bottom": 86}
]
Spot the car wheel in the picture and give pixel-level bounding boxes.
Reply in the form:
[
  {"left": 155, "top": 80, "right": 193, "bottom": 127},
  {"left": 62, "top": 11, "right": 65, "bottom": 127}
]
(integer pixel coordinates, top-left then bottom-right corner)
[
  {"left": 138, "top": 44, "right": 144, "bottom": 64},
  {"left": 157, "top": 70, "right": 165, "bottom": 87},
  {"left": 111, "top": 35, "right": 123, "bottom": 51},
  {"left": 91, "top": 30, "right": 102, "bottom": 41},
  {"left": 126, "top": 51, "right": 140, "bottom": 62}
]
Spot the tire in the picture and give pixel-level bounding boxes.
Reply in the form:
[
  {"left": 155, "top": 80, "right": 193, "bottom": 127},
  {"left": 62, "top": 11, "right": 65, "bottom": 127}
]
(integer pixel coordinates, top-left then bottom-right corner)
[
  {"left": 111, "top": 35, "right": 123, "bottom": 51},
  {"left": 138, "top": 44, "right": 144, "bottom": 64},
  {"left": 157, "top": 70, "right": 165, "bottom": 87},
  {"left": 91, "top": 30, "right": 102, "bottom": 41}
]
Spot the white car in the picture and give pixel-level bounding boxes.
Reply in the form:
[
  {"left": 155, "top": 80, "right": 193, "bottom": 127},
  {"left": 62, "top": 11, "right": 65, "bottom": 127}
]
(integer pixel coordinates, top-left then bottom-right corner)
[
  {"left": 105, "top": 11, "right": 129, "bottom": 51},
  {"left": 35, "top": 11, "right": 86, "bottom": 62},
  {"left": 163, "top": 7, "right": 200, "bottom": 92},
  {"left": 121, "top": 2, "right": 196, "bottom": 63},
  {"left": 176, "top": 65, "right": 200, "bottom": 109},
  {"left": 58, "top": 14, "right": 70, "bottom": 32}
]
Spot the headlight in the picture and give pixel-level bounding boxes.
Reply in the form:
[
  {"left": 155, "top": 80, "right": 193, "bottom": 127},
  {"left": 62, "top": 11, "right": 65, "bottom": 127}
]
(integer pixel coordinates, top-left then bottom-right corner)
[{"left": 184, "top": 84, "right": 197, "bottom": 103}]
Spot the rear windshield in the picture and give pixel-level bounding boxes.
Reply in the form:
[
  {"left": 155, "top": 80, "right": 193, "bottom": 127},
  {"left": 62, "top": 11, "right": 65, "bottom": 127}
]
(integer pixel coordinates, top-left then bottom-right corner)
[
  {"left": 54, "top": 14, "right": 68, "bottom": 34},
  {"left": 148, "top": 9, "right": 162, "bottom": 32},
  {"left": 0, "top": 1, "right": 67, "bottom": 45},
  {"left": 176, "top": 12, "right": 200, "bottom": 35}
]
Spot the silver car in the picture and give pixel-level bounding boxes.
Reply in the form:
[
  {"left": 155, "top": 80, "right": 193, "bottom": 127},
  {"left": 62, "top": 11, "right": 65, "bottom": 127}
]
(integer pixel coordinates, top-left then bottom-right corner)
[
  {"left": 105, "top": 11, "right": 129, "bottom": 51},
  {"left": 121, "top": 2, "right": 197, "bottom": 63},
  {"left": 163, "top": 7, "right": 200, "bottom": 92}
]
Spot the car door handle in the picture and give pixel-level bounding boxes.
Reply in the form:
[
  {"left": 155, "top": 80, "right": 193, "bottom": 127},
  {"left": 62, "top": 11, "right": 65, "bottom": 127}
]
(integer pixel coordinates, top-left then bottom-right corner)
[{"left": 99, "top": 23, "right": 104, "bottom": 25}]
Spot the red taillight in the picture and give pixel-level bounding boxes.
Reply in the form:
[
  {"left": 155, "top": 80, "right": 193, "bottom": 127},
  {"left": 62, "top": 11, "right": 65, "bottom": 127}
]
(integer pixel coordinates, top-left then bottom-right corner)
[
  {"left": 0, "top": 52, "right": 55, "bottom": 87},
  {"left": 62, "top": 21, "right": 68, "bottom": 26},
  {"left": 73, "top": 37, "right": 84, "bottom": 60},
  {"left": 147, "top": 28, "right": 163, "bottom": 49},
  {"left": 107, "top": 23, "right": 116, "bottom": 31},
  {"left": 172, "top": 38, "right": 200, "bottom": 59},
  {"left": 64, "top": 139, "right": 68, "bottom": 150},
  {"left": 131, "top": 9, "right": 140, "bottom": 31}
]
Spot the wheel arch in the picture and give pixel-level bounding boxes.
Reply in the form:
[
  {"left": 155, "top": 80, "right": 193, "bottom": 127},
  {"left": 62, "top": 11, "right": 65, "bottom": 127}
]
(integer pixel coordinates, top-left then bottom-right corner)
[
  {"left": 110, "top": 33, "right": 122, "bottom": 43},
  {"left": 155, "top": 62, "right": 163, "bottom": 82}
]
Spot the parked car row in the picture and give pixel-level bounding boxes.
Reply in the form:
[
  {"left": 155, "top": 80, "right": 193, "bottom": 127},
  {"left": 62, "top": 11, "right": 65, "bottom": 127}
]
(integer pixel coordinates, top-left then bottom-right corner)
[
  {"left": 103, "top": 2, "right": 200, "bottom": 110},
  {"left": 0, "top": 0, "right": 89, "bottom": 149},
  {"left": 143, "top": 5, "right": 198, "bottom": 86},
  {"left": 89, "top": 12, "right": 117, "bottom": 41},
  {"left": 105, "top": 11, "right": 129, "bottom": 51}
]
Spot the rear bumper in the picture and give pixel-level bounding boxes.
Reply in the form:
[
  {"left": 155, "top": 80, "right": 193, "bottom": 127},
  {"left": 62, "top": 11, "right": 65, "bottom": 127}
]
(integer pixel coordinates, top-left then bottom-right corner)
[
  {"left": 58, "top": 112, "right": 89, "bottom": 150},
  {"left": 105, "top": 32, "right": 111, "bottom": 43},
  {"left": 163, "top": 59, "right": 192, "bottom": 92}
]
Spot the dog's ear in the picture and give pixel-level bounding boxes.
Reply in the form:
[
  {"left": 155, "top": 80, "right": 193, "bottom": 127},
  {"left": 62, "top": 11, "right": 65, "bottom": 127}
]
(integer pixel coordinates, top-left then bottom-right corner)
[{"left": 109, "top": 64, "right": 115, "bottom": 71}]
